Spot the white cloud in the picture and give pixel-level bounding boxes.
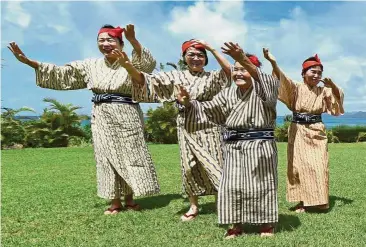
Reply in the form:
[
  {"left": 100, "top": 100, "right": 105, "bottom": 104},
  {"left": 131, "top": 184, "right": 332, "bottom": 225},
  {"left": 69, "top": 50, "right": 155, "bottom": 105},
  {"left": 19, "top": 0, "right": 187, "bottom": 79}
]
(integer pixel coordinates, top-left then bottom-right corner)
[
  {"left": 167, "top": 1, "right": 247, "bottom": 48},
  {"left": 4, "top": 1, "right": 31, "bottom": 28},
  {"left": 166, "top": 1, "right": 366, "bottom": 113}
]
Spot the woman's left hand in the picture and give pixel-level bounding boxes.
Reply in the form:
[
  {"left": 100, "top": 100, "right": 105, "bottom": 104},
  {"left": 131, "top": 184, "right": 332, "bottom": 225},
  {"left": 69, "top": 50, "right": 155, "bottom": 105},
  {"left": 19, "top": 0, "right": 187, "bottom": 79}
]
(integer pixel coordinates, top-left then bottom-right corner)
[{"left": 124, "top": 24, "right": 136, "bottom": 42}]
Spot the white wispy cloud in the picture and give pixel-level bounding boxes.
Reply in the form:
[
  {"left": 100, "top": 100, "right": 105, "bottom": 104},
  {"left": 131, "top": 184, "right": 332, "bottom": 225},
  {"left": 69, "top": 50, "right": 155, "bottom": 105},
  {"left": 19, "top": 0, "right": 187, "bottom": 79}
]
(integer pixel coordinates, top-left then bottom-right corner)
[
  {"left": 2, "top": 1, "right": 365, "bottom": 115},
  {"left": 4, "top": 1, "right": 31, "bottom": 29},
  {"left": 166, "top": 1, "right": 366, "bottom": 113}
]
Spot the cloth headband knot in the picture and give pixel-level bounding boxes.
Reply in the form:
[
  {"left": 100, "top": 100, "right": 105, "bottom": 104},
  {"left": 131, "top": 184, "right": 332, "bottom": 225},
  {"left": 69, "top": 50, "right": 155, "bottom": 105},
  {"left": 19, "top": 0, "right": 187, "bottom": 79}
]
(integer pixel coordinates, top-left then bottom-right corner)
[
  {"left": 302, "top": 54, "right": 322, "bottom": 70},
  {"left": 182, "top": 40, "right": 205, "bottom": 53},
  {"left": 98, "top": 26, "right": 124, "bottom": 40},
  {"left": 248, "top": 55, "right": 261, "bottom": 67}
]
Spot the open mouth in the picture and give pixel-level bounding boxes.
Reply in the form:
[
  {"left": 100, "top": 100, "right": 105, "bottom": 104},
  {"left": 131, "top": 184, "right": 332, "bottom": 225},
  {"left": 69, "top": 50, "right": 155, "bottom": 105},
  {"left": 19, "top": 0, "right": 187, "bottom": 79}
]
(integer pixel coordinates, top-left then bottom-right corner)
[
  {"left": 102, "top": 48, "right": 113, "bottom": 53},
  {"left": 191, "top": 61, "right": 203, "bottom": 66},
  {"left": 234, "top": 75, "right": 245, "bottom": 80}
]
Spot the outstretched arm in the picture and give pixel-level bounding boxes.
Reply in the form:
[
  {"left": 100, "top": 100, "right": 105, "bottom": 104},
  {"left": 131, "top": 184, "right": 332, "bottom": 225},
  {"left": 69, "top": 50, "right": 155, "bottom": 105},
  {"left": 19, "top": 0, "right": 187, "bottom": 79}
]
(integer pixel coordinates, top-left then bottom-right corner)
[
  {"left": 124, "top": 24, "right": 156, "bottom": 73},
  {"left": 8, "top": 41, "right": 87, "bottom": 90},
  {"left": 193, "top": 39, "right": 231, "bottom": 78},
  {"left": 221, "top": 42, "right": 258, "bottom": 81},
  {"left": 263, "top": 48, "right": 280, "bottom": 80},
  {"left": 8, "top": 42, "right": 39, "bottom": 69},
  {"left": 176, "top": 85, "right": 228, "bottom": 125}
]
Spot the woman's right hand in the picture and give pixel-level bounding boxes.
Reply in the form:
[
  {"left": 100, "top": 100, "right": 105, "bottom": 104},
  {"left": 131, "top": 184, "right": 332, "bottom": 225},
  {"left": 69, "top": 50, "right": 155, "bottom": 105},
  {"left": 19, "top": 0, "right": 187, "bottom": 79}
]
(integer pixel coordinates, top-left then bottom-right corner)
[{"left": 8, "top": 42, "right": 30, "bottom": 65}]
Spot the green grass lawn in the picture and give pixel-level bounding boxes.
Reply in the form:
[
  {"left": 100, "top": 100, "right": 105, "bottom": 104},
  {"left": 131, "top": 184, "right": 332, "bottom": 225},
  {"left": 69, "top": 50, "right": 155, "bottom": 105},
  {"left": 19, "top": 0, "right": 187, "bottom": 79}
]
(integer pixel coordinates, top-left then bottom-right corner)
[{"left": 2, "top": 143, "right": 366, "bottom": 246}]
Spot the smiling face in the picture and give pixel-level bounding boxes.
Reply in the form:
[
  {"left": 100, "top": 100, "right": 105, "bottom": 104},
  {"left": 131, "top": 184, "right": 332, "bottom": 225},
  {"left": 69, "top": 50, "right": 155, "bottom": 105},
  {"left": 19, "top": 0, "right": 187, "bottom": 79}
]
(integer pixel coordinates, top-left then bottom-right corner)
[
  {"left": 303, "top": 65, "right": 323, "bottom": 87},
  {"left": 97, "top": 32, "right": 122, "bottom": 57},
  {"left": 232, "top": 62, "right": 252, "bottom": 89},
  {"left": 184, "top": 47, "right": 206, "bottom": 72}
]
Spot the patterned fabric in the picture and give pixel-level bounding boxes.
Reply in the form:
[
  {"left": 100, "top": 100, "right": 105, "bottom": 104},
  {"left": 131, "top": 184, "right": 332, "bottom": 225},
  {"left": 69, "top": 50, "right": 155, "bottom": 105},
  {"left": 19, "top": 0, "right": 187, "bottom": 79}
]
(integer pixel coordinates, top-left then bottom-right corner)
[
  {"left": 139, "top": 69, "right": 231, "bottom": 196},
  {"left": 276, "top": 67, "right": 344, "bottom": 207},
  {"left": 91, "top": 93, "right": 136, "bottom": 104},
  {"left": 35, "top": 47, "right": 160, "bottom": 199},
  {"left": 189, "top": 68, "right": 279, "bottom": 224}
]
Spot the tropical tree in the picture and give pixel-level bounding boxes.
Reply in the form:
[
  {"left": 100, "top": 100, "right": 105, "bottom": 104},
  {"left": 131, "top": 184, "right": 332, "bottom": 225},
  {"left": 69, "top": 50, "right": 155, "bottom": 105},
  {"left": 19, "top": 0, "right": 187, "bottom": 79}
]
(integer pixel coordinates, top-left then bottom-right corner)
[
  {"left": 144, "top": 102, "right": 178, "bottom": 144},
  {"left": 25, "top": 98, "right": 89, "bottom": 147},
  {"left": 1, "top": 107, "right": 35, "bottom": 148},
  {"left": 274, "top": 114, "right": 292, "bottom": 142}
]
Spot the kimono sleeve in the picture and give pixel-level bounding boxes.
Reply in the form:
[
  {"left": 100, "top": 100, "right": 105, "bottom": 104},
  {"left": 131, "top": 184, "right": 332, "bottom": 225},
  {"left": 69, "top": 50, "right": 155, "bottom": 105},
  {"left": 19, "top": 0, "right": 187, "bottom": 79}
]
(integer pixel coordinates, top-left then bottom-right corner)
[
  {"left": 135, "top": 71, "right": 179, "bottom": 103},
  {"left": 35, "top": 60, "right": 89, "bottom": 90},
  {"left": 275, "top": 67, "right": 299, "bottom": 110},
  {"left": 322, "top": 85, "right": 345, "bottom": 116},
  {"left": 131, "top": 46, "right": 157, "bottom": 73},
  {"left": 253, "top": 67, "right": 280, "bottom": 106},
  {"left": 209, "top": 67, "right": 233, "bottom": 92},
  {"left": 186, "top": 88, "right": 229, "bottom": 126}
]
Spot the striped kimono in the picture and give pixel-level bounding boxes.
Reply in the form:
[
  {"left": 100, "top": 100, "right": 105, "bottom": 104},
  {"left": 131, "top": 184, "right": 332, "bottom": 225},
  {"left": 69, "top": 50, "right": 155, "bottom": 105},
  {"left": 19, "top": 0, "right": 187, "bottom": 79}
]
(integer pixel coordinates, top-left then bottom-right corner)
[
  {"left": 188, "top": 68, "right": 279, "bottom": 224},
  {"left": 35, "top": 47, "right": 160, "bottom": 199},
  {"left": 139, "top": 69, "right": 231, "bottom": 196},
  {"left": 277, "top": 68, "right": 344, "bottom": 207}
]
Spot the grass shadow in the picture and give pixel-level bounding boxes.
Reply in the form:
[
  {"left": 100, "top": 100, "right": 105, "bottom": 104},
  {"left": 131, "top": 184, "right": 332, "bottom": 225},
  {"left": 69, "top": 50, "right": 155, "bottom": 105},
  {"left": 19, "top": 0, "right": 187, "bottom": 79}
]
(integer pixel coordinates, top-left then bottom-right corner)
[
  {"left": 175, "top": 202, "right": 216, "bottom": 215},
  {"left": 94, "top": 193, "right": 182, "bottom": 211},
  {"left": 136, "top": 193, "right": 182, "bottom": 210},
  {"left": 305, "top": 195, "right": 354, "bottom": 214},
  {"left": 218, "top": 214, "right": 301, "bottom": 234}
]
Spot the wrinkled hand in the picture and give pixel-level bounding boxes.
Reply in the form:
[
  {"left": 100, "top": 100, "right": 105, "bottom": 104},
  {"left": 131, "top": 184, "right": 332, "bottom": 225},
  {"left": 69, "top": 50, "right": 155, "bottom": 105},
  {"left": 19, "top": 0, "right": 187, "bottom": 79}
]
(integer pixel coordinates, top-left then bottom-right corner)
[
  {"left": 263, "top": 48, "right": 276, "bottom": 63},
  {"left": 124, "top": 24, "right": 136, "bottom": 42},
  {"left": 191, "top": 39, "right": 213, "bottom": 51},
  {"left": 221, "top": 42, "right": 245, "bottom": 61},
  {"left": 176, "top": 85, "right": 190, "bottom": 106},
  {"left": 322, "top": 78, "right": 334, "bottom": 88},
  {"left": 111, "top": 49, "right": 132, "bottom": 68},
  {"left": 8, "top": 42, "right": 29, "bottom": 64}
]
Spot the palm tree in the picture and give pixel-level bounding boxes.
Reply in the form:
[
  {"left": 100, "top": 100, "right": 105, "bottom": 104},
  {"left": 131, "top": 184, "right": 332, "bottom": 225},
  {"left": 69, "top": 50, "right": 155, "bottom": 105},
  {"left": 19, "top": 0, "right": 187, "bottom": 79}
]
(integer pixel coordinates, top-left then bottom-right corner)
[
  {"left": 26, "top": 98, "right": 89, "bottom": 147},
  {"left": 1, "top": 107, "right": 35, "bottom": 148}
]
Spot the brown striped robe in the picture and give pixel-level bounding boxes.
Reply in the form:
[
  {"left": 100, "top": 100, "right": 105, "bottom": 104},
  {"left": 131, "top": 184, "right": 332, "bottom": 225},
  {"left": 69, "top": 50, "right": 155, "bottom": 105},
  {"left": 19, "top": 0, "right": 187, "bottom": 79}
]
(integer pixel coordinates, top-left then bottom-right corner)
[
  {"left": 35, "top": 47, "right": 160, "bottom": 199},
  {"left": 277, "top": 68, "right": 344, "bottom": 207},
  {"left": 138, "top": 69, "right": 231, "bottom": 196},
  {"left": 188, "top": 68, "right": 279, "bottom": 224}
]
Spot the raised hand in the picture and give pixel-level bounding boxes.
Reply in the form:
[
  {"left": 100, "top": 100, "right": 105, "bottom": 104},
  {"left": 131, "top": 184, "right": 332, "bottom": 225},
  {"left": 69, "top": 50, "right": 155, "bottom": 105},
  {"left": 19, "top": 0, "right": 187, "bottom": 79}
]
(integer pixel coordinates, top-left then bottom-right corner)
[
  {"left": 263, "top": 48, "right": 276, "bottom": 63},
  {"left": 124, "top": 24, "right": 136, "bottom": 42},
  {"left": 176, "top": 85, "right": 191, "bottom": 106},
  {"left": 111, "top": 49, "right": 132, "bottom": 68},
  {"left": 191, "top": 39, "right": 213, "bottom": 52},
  {"left": 8, "top": 42, "right": 29, "bottom": 64},
  {"left": 221, "top": 42, "right": 245, "bottom": 61},
  {"left": 322, "top": 78, "right": 335, "bottom": 88}
]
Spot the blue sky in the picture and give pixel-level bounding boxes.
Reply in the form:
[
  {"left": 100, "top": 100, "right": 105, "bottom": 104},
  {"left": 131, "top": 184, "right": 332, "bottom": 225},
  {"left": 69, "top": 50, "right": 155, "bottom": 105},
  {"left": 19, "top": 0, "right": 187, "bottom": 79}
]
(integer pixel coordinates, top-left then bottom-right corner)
[{"left": 1, "top": 1, "right": 366, "bottom": 116}]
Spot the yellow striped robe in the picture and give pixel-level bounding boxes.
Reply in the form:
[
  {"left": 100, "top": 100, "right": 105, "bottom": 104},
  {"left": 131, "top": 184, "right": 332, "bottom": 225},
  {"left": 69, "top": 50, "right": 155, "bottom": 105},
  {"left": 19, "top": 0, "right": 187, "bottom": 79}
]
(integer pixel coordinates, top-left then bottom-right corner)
[{"left": 277, "top": 67, "right": 344, "bottom": 207}]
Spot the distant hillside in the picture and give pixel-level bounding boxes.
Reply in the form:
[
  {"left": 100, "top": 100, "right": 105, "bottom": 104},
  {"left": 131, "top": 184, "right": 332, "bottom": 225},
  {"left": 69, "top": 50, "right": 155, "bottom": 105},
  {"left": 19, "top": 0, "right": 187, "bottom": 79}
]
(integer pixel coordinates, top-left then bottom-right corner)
[{"left": 343, "top": 111, "right": 366, "bottom": 118}]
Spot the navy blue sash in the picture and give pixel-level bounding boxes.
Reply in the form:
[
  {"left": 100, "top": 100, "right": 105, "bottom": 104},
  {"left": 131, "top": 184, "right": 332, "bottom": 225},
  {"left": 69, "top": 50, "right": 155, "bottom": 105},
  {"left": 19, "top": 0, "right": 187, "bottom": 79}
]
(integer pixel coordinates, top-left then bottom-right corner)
[{"left": 92, "top": 93, "right": 137, "bottom": 104}]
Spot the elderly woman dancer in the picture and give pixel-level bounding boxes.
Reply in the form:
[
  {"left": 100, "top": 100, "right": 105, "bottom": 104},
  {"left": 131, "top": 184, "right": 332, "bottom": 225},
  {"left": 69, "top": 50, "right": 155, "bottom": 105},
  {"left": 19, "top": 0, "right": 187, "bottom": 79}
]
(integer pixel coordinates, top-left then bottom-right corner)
[
  {"left": 8, "top": 24, "right": 160, "bottom": 214},
  {"left": 114, "top": 39, "right": 231, "bottom": 221},
  {"left": 264, "top": 48, "right": 344, "bottom": 213},
  {"left": 176, "top": 42, "right": 280, "bottom": 238}
]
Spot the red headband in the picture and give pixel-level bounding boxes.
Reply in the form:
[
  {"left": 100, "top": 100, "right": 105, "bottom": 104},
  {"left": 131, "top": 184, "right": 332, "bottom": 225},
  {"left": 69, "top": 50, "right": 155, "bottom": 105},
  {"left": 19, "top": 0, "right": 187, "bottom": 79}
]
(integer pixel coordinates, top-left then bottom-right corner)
[
  {"left": 248, "top": 55, "right": 261, "bottom": 67},
  {"left": 302, "top": 54, "right": 322, "bottom": 70},
  {"left": 98, "top": 26, "right": 124, "bottom": 40},
  {"left": 182, "top": 40, "right": 205, "bottom": 53}
]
